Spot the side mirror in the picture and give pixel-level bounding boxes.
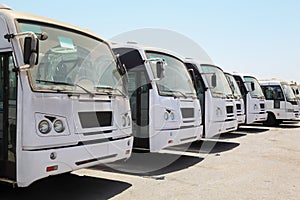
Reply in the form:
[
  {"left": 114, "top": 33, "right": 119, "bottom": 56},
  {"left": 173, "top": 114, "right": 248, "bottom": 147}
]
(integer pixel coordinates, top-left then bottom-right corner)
[
  {"left": 230, "top": 81, "right": 235, "bottom": 92},
  {"left": 211, "top": 73, "right": 217, "bottom": 88},
  {"left": 115, "top": 54, "right": 127, "bottom": 76},
  {"left": 188, "top": 68, "right": 197, "bottom": 89},
  {"left": 246, "top": 81, "right": 255, "bottom": 91},
  {"left": 156, "top": 61, "right": 165, "bottom": 79},
  {"left": 251, "top": 82, "right": 255, "bottom": 91},
  {"left": 188, "top": 69, "right": 196, "bottom": 81},
  {"left": 24, "top": 36, "right": 39, "bottom": 66}
]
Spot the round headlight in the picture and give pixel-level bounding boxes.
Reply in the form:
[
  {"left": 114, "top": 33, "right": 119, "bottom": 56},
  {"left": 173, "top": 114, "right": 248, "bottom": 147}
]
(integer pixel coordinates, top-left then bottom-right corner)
[
  {"left": 54, "top": 120, "right": 65, "bottom": 133},
  {"left": 38, "top": 120, "right": 51, "bottom": 134},
  {"left": 170, "top": 112, "right": 175, "bottom": 120},
  {"left": 164, "top": 112, "right": 169, "bottom": 120},
  {"left": 127, "top": 115, "right": 131, "bottom": 126},
  {"left": 122, "top": 115, "right": 127, "bottom": 127}
]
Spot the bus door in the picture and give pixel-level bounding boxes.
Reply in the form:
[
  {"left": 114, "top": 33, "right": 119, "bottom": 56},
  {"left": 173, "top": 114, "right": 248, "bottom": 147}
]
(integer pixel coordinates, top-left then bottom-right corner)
[
  {"left": 0, "top": 53, "right": 17, "bottom": 181},
  {"left": 113, "top": 48, "right": 151, "bottom": 150},
  {"left": 185, "top": 63, "right": 205, "bottom": 132}
]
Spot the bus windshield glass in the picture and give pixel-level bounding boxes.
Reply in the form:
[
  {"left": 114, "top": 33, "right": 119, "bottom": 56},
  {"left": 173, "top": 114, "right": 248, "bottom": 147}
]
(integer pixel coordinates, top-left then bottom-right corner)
[
  {"left": 145, "top": 51, "right": 196, "bottom": 98},
  {"left": 18, "top": 21, "right": 126, "bottom": 95},
  {"left": 244, "top": 76, "right": 265, "bottom": 99},
  {"left": 201, "top": 65, "right": 233, "bottom": 98}
]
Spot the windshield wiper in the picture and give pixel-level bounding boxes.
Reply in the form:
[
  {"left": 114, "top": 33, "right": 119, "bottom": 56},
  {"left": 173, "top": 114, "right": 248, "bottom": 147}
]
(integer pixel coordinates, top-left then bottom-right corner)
[
  {"left": 162, "top": 90, "right": 188, "bottom": 98},
  {"left": 95, "top": 85, "right": 127, "bottom": 98},
  {"left": 213, "top": 91, "right": 226, "bottom": 98},
  {"left": 226, "top": 94, "right": 234, "bottom": 99},
  {"left": 36, "top": 79, "right": 95, "bottom": 97}
]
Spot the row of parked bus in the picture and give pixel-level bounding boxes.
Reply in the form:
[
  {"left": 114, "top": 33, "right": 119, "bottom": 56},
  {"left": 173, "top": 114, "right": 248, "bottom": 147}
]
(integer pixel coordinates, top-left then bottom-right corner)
[{"left": 0, "top": 5, "right": 299, "bottom": 187}]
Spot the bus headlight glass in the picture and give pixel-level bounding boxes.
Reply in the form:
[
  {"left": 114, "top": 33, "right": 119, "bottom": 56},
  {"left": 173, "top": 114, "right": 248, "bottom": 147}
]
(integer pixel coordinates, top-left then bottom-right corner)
[
  {"left": 127, "top": 115, "right": 131, "bottom": 126},
  {"left": 38, "top": 120, "right": 51, "bottom": 134},
  {"left": 164, "top": 111, "right": 169, "bottom": 120},
  {"left": 54, "top": 120, "right": 65, "bottom": 133},
  {"left": 122, "top": 115, "right": 127, "bottom": 127},
  {"left": 170, "top": 112, "right": 175, "bottom": 120}
]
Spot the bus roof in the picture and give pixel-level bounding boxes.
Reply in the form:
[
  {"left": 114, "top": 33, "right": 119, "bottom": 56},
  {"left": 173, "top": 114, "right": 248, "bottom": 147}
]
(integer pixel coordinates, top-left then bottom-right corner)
[
  {"left": 111, "top": 42, "right": 186, "bottom": 62},
  {"left": 259, "top": 79, "right": 290, "bottom": 86},
  {"left": 0, "top": 4, "right": 105, "bottom": 42}
]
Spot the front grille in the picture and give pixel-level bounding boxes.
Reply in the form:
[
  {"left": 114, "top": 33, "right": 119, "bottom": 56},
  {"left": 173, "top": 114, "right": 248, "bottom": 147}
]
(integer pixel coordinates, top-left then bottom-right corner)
[
  {"left": 226, "top": 106, "right": 234, "bottom": 114},
  {"left": 181, "top": 108, "right": 194, "bottom": 118},
  {"left": 79, "top": 111, "right": 112, "bottom": 128}
]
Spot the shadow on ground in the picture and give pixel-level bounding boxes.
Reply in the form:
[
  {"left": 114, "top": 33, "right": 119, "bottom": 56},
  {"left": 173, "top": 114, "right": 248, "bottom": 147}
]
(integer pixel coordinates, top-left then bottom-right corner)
[
  {"left": 245, "top": 121, "right": 300, "bottom": 129},
  {"left": 92, "top": 152, "right": 203, "bottom": 178},
  {"left": 168, "top": 140, "right": 240, "bottom": 154},
  {"left": 236, "top": 125, "right": 270, "bottom": 134},
  {"left": 213, "top": 132, "right": 247, "bottom": 139},
  {"left": 277, "top": 121, "right": 300, "bottom": 129},
  {"left": 0, "top": 173, "right": 131, "bottom": 200}
]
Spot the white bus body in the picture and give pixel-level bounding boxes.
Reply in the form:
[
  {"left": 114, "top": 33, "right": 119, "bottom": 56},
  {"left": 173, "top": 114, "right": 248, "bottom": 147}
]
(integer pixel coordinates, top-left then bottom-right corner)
[
  {"left": 112, "top": 43, "right": 203, "bottom": 152},
  {"left": 0, "top": 5, "right": 133, "bottom": 187},
  {"left": 259, "top": 80, "right": 299, "bottom": 126},
  {"left": 185, "top": 59, "right": 238, "bottom": 138},
  {"left": 232, "top": 73, "right": 267, "bottom": 124},
  {"left": 225, "top": 72, "right": 246, "bottom": 125},
  {"left": 289, "top": 81, "right": 300, "bottom": 108}
]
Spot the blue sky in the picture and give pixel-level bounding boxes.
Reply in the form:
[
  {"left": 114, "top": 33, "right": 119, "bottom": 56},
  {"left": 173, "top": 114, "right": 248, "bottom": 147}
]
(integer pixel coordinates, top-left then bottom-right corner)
[{"left": 2, "top": 0, "right": 300, "bottom": 83}]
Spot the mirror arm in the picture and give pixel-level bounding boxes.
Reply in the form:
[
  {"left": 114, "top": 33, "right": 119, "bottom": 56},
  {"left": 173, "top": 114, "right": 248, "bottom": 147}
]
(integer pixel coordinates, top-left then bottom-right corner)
[{"left": 4, "top": 31, "right": 38, "bottom": 42}]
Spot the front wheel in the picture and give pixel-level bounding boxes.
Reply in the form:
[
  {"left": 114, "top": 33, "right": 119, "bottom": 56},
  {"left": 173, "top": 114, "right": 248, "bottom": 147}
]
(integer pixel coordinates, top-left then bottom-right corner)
[{"left": 263, "top": 112, "right": 281, "bottom": 127}]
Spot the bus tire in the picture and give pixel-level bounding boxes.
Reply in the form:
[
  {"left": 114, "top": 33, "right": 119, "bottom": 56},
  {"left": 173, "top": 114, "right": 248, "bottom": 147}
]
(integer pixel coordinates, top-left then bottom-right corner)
[{"left": 263, "top": 112, "right": 279, "bottom": 127}]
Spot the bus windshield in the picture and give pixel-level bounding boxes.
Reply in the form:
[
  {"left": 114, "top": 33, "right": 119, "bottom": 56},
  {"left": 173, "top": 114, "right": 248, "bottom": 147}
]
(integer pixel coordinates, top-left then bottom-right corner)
[
  {"left": 282, "top": 84, "right": 297, "bottom": 101},
  {"left": 145, "top": 51, "right": 196, "bottom": 98},
  {"left": 18, "top": 21, "right": 126, "bottom": 96},
  {"left": 201, "top": 65, "right": 233, "bottom": 98},
  {"left": 244, "top": 76, "right": 265, "bottom": 99}
]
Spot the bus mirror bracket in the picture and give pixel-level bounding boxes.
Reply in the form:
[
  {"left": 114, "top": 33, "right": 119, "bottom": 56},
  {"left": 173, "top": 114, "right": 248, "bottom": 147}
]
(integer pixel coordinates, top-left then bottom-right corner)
[{"left": 4, "top": 31, "right": 43, "bottom": 69}]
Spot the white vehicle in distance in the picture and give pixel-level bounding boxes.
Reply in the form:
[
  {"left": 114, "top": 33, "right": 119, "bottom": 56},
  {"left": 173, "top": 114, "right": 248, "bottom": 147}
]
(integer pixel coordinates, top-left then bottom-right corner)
[
  {"left": 289, "top": 81, "right": 300, "bottom": 108},
  {"left": 259, "top": 79, "right": 299, "bottom": 126},
  {"left": 225, "top": 72, "right": 246, "bottom": 125},
  {"left": 0, "top": 4, "right": 133, "bottom": 187},
  {"left": 232, "top": 73, "right": 267, "bottom": 124},
  {"left": 112, "top": 43, "right": 203, "bottom": 152},
  {"left": 185, "top": 59, "right": 238, "bottom": 138}
]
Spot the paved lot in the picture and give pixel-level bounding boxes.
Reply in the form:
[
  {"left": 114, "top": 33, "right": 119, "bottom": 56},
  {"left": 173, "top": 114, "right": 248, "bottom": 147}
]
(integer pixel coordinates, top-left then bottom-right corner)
[{"left": 1, "top": 122, "right": 300, "bottom": 200}]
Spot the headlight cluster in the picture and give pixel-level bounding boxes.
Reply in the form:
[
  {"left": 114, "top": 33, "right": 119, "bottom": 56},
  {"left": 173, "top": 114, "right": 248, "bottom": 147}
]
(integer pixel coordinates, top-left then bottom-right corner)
[
  {"left": 164, "top": 111, "right": 175, "bottom": 121},
  {"left": 216, "top": 107, "right": 222, "bottom": 116},
  {"left": 121, "top": 114, "right": 131, "bottom": 127},
  {"left": 38, "top": 119, "right": 65, "bottom": 134}
]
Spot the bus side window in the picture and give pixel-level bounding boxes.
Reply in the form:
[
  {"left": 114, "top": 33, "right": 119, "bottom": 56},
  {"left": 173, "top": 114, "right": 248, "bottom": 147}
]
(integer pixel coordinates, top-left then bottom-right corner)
[
  {"left": 265, "top": 87, "right": 274, "bottom": 99},
  {"left": 275, "top": 88, "right": 284, "bottom": 100}
]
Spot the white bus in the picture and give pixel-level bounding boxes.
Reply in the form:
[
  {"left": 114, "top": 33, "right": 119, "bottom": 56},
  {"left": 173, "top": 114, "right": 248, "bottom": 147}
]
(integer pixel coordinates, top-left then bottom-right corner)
[
  {"left": 112, "top": 43, "right": 203, "bottom": 152},
  {"left": 184, "top": 59, "right": 238, "bottom": 138},
  {"left": 0, "top": 5, "right": 133, "bottom": 187},
  {"left": 232, "top": 73, "right": 267, "bottom": 124},
  {"left": 259, "top": 79, "right": 299, "bottom": 126},
  {"left": 289, "top": 81, "right": 300, "bottom": 107},
  {"left": 224, "top": 72, "right": 246, "bottom": 125}
]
